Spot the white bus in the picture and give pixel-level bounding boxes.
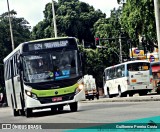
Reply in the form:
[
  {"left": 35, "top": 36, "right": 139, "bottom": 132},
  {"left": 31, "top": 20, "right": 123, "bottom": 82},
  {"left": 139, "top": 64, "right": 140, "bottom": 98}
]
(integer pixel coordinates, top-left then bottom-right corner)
[
  {"left": 103, "top": 60, "right": 153, "bottom": 98},
  {"left": 3, "top": 37, "right": 85, "bottom": 117}
]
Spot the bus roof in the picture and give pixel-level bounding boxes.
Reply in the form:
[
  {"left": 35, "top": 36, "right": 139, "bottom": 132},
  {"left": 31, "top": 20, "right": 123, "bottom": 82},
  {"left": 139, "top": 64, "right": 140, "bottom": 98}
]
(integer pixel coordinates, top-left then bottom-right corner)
[
  {"left": 28, "top": 36, "right": 76, "bottom": 43},
  {"left": 104, "top": 60, "right": 150, "bottom": 71},
  {"left": 3, "top": 36, "right": 76, "bottom": 62}
]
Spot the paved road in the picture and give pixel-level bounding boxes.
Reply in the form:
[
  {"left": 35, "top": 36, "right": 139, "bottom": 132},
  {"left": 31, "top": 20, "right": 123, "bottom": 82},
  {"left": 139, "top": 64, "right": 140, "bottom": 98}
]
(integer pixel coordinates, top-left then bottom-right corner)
[
  {"left": 0, "top": 94, "right": 160, "bottom": 131},
  {"left": 0, "top": 99, "right": 160, "bottom": 123}
]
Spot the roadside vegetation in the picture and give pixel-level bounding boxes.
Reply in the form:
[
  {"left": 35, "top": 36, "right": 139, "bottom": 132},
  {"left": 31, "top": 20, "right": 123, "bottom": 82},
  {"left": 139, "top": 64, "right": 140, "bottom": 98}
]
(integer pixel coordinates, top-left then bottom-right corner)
[{"left": 0, "top": 0, "right": 156, "bottom": 89}]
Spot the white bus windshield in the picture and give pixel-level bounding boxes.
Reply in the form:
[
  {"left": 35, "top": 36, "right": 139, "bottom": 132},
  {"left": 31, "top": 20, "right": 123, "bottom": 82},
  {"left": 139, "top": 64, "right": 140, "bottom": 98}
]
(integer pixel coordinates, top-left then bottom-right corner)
[{"left": 23, "top": 50, "right": 80, "bottom": 83}]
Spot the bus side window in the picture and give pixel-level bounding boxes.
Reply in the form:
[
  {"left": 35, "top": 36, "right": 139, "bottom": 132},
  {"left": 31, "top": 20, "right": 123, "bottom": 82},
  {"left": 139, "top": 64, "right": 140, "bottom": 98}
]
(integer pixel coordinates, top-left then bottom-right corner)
[
  {"left": 110, "top": 69, "right": 114, "bottom": 79},
  {"left": 106, "top": 70, "right": 110, "bottom": 80},
  {"left": 122, "top": 71, "right": 125, "bottom": 77},
  {"left": 117, "top": 69, "right": 122, "bottom": 78}
]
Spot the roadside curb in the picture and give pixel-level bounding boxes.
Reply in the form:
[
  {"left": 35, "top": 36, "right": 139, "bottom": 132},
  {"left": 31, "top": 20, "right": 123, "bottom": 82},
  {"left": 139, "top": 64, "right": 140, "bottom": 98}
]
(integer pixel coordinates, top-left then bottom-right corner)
[{"left": 81, "top": 95, "right": 160, "bottom": 103}]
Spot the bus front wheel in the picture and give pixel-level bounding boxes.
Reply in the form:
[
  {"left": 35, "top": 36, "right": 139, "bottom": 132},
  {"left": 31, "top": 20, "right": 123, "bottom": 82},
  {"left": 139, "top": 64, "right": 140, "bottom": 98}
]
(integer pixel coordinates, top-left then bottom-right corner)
[
  {"left": 25, "top": 108, "right": 32, "bottom": 118},
  {"left": 19, "top": 109, "right": 25, "bottom": 116},
  {"left": 11, "top": 95, "right": 19, "bottom": 116},
  {"left": 70, "top": 102, "right": 78, "bottom": 112}
]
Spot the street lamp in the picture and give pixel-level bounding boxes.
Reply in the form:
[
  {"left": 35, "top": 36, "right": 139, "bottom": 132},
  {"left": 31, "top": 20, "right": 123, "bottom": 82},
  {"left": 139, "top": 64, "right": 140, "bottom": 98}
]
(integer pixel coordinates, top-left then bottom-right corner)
[
  {"left": 119, "top": 28, "right": 124, "bottom": 63},
  {"left": 51, "top": 0, "right": 57, "bottom": 38},
  {"left": 127, "top": 39, "right": 133, "bottom": 60},
  {"left": 141, "top": 35, "right": 148, "bottom": 58},
  {"left": 154, "top": 0, "right": 160, "bottom": 61},
  {"left": 7, "top": 0, "right": 14, "bottom": 50},
  {"left": 118, "top": 0, "right": 126, "bottom": 63}
]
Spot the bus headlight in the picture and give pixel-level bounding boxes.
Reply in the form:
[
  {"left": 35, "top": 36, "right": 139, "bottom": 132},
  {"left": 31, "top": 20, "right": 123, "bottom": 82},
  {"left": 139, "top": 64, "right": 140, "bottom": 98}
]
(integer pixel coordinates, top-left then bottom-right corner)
[
  {"left": 26, "top": 91, "right": 32, "bottom": 96},
  {"left": 78, "top": 84, "right": 84, "bottom": 90},
  {"left": 75, "top": 84, "right": 84, "bottom": 94},
  {"left": 25, "top": 90, "right": 37, "bottom": 99}
]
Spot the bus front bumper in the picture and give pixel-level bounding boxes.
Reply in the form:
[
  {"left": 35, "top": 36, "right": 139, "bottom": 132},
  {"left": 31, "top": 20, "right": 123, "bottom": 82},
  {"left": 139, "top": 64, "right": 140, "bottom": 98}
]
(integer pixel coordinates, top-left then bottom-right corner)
[{"left": 25, "top": 89, "right": 85, "bottom": 109}]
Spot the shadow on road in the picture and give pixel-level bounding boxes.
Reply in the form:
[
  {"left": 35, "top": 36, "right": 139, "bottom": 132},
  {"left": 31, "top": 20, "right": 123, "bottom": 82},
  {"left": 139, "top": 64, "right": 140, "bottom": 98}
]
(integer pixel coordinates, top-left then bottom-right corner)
[
  {"left": 29, "top": 110, "right": 70, "bottom": 118},
  {"left": 27, "top": 109, "right": 85, "bottom": 118}
]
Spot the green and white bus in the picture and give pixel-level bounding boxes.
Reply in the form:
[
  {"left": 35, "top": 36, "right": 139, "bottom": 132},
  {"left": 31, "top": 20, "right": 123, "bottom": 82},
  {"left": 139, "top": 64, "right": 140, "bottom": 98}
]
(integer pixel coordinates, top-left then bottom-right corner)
[
  {"left": 3, "top": 37, "right": 85, "bottom": 117},
  {"left": 103, "top": 60, "right": 153, "bottom": 98}
]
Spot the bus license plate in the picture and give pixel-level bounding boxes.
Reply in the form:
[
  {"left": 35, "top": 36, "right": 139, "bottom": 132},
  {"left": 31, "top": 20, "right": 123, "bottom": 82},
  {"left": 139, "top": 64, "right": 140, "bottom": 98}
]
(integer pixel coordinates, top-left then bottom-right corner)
[
  {"left": 52, "top": 97, "right": 62, "bottom": 102},
  {"left": 131, "top": 79, "right": 136, "bottom": 82}
]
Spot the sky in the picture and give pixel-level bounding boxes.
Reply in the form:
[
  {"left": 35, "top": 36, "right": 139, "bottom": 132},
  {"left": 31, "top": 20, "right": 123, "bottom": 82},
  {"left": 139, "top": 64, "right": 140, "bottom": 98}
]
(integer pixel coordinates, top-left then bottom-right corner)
[{"left": 0, "top": 0, "right": 120, "bottom": 28}]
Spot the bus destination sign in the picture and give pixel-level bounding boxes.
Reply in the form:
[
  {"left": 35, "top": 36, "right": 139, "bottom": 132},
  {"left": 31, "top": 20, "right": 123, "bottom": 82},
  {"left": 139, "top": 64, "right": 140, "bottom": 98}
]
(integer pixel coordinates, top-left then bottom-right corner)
[{"left": 29, "top": 40, "right": 68, "bottom": 51}]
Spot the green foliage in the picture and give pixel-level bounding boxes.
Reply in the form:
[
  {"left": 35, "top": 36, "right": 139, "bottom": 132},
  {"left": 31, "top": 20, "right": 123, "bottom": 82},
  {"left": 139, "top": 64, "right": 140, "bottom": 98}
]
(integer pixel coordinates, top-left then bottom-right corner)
[
  {"left": 93, "top": 7, "right": 128, "bottom": 65},
  {"left": 0, "top": 10, "right": 31, "bottom": 88},
  {"left": 0, "top": 0, "right": 157, "bottom": 88},
  {"left": 121, "top": 0, "right": 156, "bottom": 45},
  {"left": 83, "top": 49, "right": 103, "bottom": 87},
  {"left": 31, "top": 0, "right": 106, "bottom": 43}
]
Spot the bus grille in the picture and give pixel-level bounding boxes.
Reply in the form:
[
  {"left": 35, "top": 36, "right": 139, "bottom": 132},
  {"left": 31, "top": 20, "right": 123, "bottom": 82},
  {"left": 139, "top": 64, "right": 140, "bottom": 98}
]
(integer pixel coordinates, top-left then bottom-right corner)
[{"left": 38, "top": 92, "right": 75, "bottom": 104}]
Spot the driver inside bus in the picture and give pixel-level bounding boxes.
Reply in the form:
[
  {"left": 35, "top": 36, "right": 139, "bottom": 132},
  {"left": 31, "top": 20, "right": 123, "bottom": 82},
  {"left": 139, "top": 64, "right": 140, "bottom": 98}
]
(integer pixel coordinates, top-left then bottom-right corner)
[
  {"left": 59, "top": 55, "right": 71, "bottom": 70},
  {"left": 35, "top": 59, "right": 48, "bottom": 73}
]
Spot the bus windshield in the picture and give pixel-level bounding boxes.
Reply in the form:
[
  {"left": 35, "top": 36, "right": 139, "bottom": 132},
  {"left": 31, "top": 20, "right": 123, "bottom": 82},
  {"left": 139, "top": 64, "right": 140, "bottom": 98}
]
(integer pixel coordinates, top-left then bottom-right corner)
[
  {"left": 23, "top": 50, "right": 80, "bottom": 83},
  {"left": 127, "top": 62, "right": 150, "bottom": 71}
]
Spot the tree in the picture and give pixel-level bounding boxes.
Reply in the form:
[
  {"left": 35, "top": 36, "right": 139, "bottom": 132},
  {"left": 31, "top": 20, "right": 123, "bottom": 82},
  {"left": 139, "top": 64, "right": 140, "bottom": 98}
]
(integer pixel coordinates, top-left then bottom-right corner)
[
  {"left": 0, "top": 10, "right": 31, "bottom": 88},
  {"left": 120, "top": 0, "right": 156, "bottom": 46},
  {"left": 31, "top": 0, "right": 106, "bottom": 43},
  {"left": 93, "top": 7, "right": 129, "bottom": 65}
]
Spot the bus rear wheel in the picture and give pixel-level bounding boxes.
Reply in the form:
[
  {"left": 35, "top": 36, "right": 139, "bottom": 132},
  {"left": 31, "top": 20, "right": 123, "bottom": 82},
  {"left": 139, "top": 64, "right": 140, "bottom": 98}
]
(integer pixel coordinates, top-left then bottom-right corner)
[
  {"left": 25, "top": 108, "right": 32, "bottom": 118},
  {"left": 156, "top": 88, "right": 160, "bottom": 94},
  {"left": 106, "top": 88, "right": 111, "bottom": 98},
  {"left": 129, "top": 93, "right": 133, "bottom": 97},
  {"left": 139, "top": 91, "right": 148, "bottom": 96},
  {"left": 70, "top": 102, "right": 78, "bottom": 112},
  {"left": 118, "top": 87, "right": 122, "bottom": 97}
]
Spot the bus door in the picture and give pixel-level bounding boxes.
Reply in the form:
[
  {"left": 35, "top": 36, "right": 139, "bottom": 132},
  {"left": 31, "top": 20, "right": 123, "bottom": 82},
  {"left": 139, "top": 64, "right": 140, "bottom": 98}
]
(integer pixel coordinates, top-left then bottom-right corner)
[
  {"left": 11, "top": 56, "right": 23, "bottom": 110},
  {"left": 10, "top": 59, "right": 18, "bottom": 109},
  {"left": 106, "top": 68, "right": 116, "bottom": 94}
]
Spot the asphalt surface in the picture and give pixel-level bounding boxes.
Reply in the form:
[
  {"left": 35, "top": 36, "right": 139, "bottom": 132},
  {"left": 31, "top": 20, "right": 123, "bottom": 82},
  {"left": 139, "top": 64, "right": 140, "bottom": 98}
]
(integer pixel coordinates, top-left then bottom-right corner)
[{"left": 1, "top": 92, "right": 160, "bottom": 108}]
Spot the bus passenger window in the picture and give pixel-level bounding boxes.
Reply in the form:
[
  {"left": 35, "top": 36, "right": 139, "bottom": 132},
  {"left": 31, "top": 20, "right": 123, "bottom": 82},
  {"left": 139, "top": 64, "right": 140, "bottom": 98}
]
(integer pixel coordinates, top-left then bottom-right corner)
[{"left": 122, "top": 71, "right": 125, "bottom": 77}]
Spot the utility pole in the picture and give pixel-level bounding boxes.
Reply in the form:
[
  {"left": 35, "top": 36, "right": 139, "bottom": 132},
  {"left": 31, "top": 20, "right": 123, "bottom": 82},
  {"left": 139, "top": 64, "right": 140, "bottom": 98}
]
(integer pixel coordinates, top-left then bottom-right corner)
[
  {"left": 119, "top": 33, "right": 122, "bottom": 63},
  {"left": 7, "top": 0, "right": 14, "bottom": 50},
  {"left": 51, "top": 0, "right": 57, "bottom": 38},
  {"left": 154, "top": 0, "right": 160, "bottom": 61}
]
